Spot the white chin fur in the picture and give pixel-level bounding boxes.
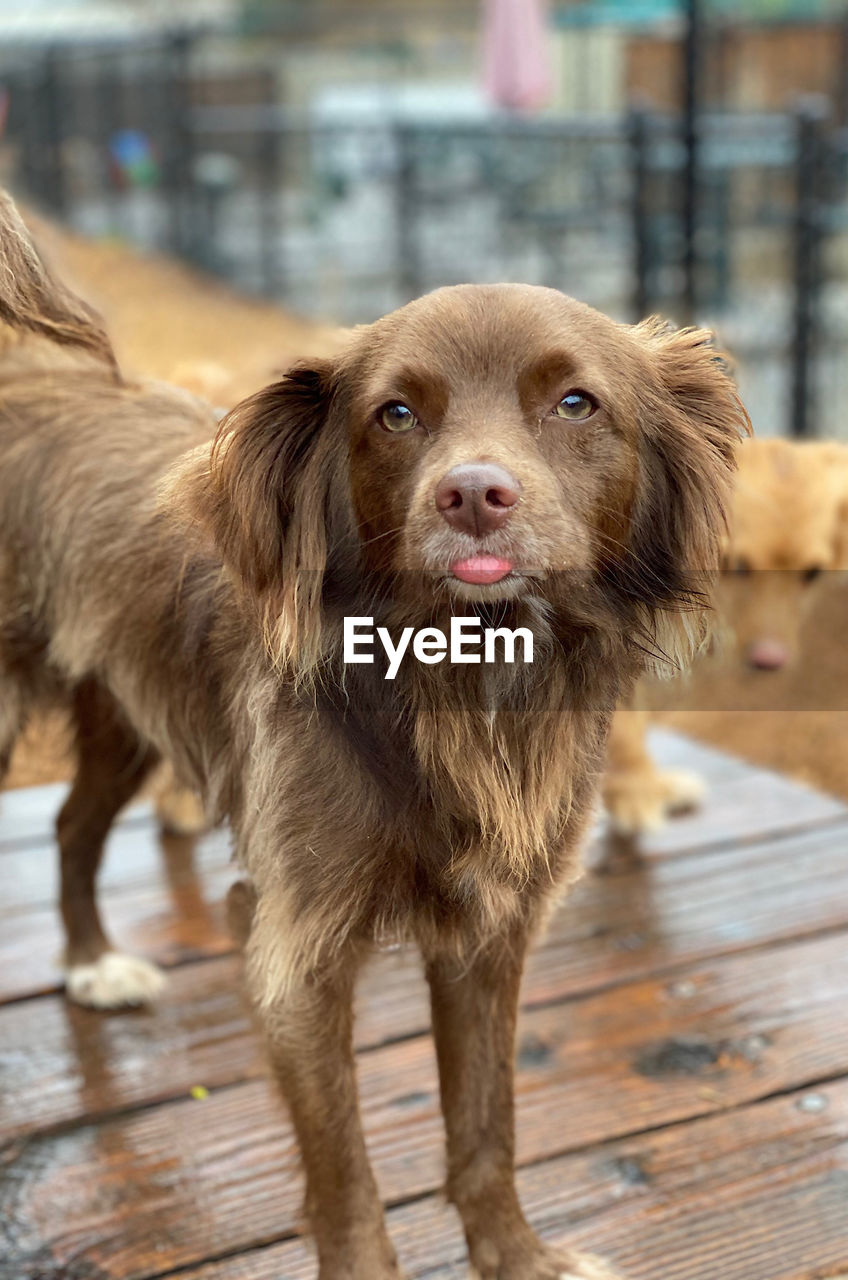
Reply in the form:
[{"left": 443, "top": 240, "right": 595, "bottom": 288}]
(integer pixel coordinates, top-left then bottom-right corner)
[{"left": 65, "top": 951, "right": 166, "bottom": 1009}]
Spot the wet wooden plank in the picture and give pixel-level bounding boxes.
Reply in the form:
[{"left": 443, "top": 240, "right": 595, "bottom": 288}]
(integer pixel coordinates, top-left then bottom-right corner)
[
  {"left": 0, "top": 823, "right": 235, "bottom": 1005},
  {"left": 5, "top": 813, "right": 848, "bottom": 1133},
  {"left": 0, "top": 873, "right": 235, "bottom": 1005},
  {"left": 596, "top": 728, "right": 848, "bottom": 859},
  {"left": 0, "top": 827, "right": 232, "bottom": 915},
  {"left": 3, "top": 730, "right": 843, "bottom": 861},
  {"left": 178, "top": 1081, "right": 848, "bottom": 1280},
  {"left": 4, "top": 770, "right": 848, "bottom": 1010},
  {"left": 2, "top": 930, "right": 846, "bottom": 1279},
  {"left": 0, "top": 957, "right": 255, "bottom": 1142},
  {"left": 549, "top": 816, "right": 848, "bottom": 995},
  {"left": 0, "top": 783, "right": 151, "bottom": 851},
  {"left": 0, "top": 726, "right": 841, "bottom": 1005}
]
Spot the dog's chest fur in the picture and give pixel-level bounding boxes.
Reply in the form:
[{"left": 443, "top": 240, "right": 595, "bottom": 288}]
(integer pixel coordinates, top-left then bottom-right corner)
[{"left": 275, "top": 641, "right": 616, "bottom": 941}]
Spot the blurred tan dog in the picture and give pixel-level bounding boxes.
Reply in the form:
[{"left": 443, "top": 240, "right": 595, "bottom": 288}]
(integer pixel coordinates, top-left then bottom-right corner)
[{"left": 604, "top": 437, "right": 848, "bottom": 836}]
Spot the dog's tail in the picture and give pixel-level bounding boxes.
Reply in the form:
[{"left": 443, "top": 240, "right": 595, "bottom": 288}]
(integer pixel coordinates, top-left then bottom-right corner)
[{"left": 0, "top": 189, "right": 119, "bottom": 378}]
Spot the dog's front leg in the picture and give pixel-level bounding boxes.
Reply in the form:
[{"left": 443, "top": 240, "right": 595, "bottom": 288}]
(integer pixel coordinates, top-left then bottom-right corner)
[
  {"left": 255, "top": 946, "right": 401, "bottom": 1280},
  {"left": 424, "top": 926, "right": 623, "bottom": 1280}
]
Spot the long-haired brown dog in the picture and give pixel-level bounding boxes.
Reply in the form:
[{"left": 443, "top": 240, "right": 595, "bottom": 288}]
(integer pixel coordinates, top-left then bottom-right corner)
[{"left": 0, "top": 191, "right": 746, "bottom": 1280}]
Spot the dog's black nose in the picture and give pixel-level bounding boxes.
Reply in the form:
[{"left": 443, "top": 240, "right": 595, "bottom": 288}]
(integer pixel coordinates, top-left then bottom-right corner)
[{"left": 434, "top": 463, "right": 521, "bottom": 537}]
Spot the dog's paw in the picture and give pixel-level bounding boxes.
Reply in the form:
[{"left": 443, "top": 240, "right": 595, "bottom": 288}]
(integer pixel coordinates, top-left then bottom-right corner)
[
  {"left": 605, "top": 766, "right": 705, "bottom": 836},
  {"left": 66, "top": 951, "right": 166, "bottom": 1009},
  {"left": 659, "top": 767, "right": 706, "bottom": 816}
]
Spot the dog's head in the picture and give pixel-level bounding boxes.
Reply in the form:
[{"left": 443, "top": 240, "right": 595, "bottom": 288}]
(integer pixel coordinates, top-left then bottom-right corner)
[
  {"left": 176, "top": 285, "right": 747, "bottom": 678},
  {"left": 721, "top": 438, "right": 848, "bottom": 671}
]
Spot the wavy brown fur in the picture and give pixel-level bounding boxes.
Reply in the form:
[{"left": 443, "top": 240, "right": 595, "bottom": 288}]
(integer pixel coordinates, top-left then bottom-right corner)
[{"left": 0, "top": 191, "right": 747, "bottom": 1280}]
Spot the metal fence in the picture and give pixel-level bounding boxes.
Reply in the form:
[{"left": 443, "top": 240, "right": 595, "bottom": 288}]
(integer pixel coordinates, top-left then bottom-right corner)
[{"left": 2, "top": 34, "right": 847, "bottom": 439}]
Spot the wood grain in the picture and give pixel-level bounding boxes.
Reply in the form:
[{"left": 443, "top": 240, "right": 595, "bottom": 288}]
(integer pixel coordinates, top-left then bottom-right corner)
[
  {"left": 6, "top": 810, "right": 848, "bottom": 1137},
  {"left": 0, "top": 782, "right": 147, "bottom": 850},
  {"left": 2, "top": 770, "right": 847, "bottom": 1007},
  {"left": 4, "top": 817, "right": 848, "bottom": 1132},
  {"left": 0, "top": 826, "right": 231, "bottom": 914},
  {"left": 2, "top": 730, "right": 847, "bottom": 1280},
  {"left": 177, "top": 1081, "right": 848, "bottom": 1280},
  {"left": 3, "top": 930, "right": 847, "bottom": 1279},
  {"left": 609, "top": 729, "right": 847, "bottom": 858}
]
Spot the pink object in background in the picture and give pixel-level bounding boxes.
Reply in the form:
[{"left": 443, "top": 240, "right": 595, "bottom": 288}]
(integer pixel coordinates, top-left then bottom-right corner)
[{"left": 483, "top": 0, "right": 553, "bottom": 112}]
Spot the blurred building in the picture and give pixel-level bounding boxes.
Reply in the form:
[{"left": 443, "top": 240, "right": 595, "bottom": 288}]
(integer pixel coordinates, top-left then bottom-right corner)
[{"left": 0, "top": 0, "right": 236, "bottom": 40}]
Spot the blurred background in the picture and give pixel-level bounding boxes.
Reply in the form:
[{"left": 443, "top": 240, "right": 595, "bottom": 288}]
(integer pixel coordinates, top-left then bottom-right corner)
[
  {"left": 2, "top": 0, "right": 848, "bottom": 798},
  {"left": 3, "top": 0, "right": 848, "bottom": 436}
]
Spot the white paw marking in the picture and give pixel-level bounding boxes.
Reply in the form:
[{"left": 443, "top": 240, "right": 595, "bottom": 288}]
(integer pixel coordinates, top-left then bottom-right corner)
[
  {"left": 66, "top": 951, "right": 166, "bottom": 1009},
  {"left": 608, "top": 767, "right": 706, "bottom": 836}
]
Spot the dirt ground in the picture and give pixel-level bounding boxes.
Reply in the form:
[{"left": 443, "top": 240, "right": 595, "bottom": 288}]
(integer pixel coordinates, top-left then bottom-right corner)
[
  {"left": 4, "top": 214, "right": 848, "bottom": 800},
  {"left": 26, "top": 208, "right": 345, "bottom": 399}
]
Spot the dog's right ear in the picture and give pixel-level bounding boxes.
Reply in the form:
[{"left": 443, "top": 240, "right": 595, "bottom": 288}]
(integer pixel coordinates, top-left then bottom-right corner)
[{"left": 169, "top": 360, "right": 343, "bottom": 673}]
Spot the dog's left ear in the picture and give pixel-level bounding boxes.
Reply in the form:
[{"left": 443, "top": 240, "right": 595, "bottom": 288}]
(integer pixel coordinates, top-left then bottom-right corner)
[
  {"left": 169, "top": 360, "right": 346, "bottom": 674},
  {"left": 620, "top": 320, "right": 750, "bottom": 675}
]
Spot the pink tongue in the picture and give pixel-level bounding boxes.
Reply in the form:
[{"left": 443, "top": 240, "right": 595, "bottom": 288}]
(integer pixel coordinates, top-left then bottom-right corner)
[{"left": 451, "top": 555, "right": 513, "bottom": 585}]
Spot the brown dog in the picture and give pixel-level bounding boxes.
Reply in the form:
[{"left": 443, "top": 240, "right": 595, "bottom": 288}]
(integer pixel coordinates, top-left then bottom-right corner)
[{"left": 0, "top": 191, "right": 745, "bottom": 1279}]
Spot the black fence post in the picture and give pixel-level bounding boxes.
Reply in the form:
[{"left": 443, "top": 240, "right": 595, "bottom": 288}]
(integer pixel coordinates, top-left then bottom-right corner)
[
  {"left": 95, "top": 50, "right": 119, "bottom": 229},
  {"left": 790, "top": 98, "right": 828, "bottom": 439},
  {"left": 681, "top": 0, "right": 702, "bottom": 324},
  {"left": 165, "top": 30, "right": 195, "bottom": 257},
  {"left": 394, "top": 122, "right": 417, "bottom": 304},
  {"left": 40, "top": 47, "right": 67, "bottom": 217},
  {"left": 258, "top": 123, "right": 282, "bottom": 298},
  {"left": 629, "top": 105, "right": 650, "bottom": 321},
  {"left": 17, "top": 68, "right": 43, "bottom": 203},
  {"left": 838, "top": 12, "right": 848, "bottom": 128}
]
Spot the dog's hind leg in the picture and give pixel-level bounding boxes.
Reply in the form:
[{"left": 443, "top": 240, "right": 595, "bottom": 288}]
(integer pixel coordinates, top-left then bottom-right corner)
[{"left": 59, "top": 680, "right": 164, "bottom": 1009}]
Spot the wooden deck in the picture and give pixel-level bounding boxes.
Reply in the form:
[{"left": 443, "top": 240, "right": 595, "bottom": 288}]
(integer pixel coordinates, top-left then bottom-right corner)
[{"left": 1, "top": 729, "right": 848, "bottom": 1280}]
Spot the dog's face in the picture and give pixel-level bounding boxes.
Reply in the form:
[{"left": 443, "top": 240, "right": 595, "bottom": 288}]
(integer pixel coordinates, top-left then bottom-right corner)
[
  {"left": 720, "top": 439, "right": 848, "bottom": 670},
  {"left": 347, "top": 288, "right": 642, "bottom": 604},
  {"left": 185, "top": 285, "right": 746, "bottom": 674}
]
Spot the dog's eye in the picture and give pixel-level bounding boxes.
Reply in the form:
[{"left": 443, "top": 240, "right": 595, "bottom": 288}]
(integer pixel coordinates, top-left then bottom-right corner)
[
  {"left": 380, "top": 403, "right": 419, "bottom": 433},
  {"left": 802, "top": 565, "right": 823, "bottom": 584},
  {"left": 554, "top": 391, "right": 597, "bottom": 421}
]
